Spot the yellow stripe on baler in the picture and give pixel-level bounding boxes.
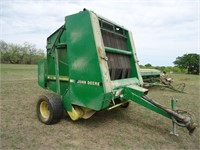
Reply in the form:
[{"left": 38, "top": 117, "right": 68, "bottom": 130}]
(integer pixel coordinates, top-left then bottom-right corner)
[{"left": 47, "top": 75, "right": 69, "bottom": 81}]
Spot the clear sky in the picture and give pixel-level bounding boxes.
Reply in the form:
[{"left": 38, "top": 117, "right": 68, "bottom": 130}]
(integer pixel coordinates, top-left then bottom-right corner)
[{"left": 0, "top": 0, "right": 199, "bottom": 66}]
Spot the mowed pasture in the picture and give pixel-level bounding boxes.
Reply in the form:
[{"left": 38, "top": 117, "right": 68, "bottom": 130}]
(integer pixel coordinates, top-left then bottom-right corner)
[{"left": 1, "top": 64, "right": 199, "bottom": 150}]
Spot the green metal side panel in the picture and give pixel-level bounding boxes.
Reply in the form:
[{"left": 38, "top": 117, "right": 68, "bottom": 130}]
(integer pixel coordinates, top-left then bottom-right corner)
[
  {"left": 38, "top": 59, "right": 47, "bottom": 88},
  {"left": 45, "top": 25, "right": 69, "bottom": 96},
  {"left": 65, "top": 10, "right": 106, "bottom": 110}
]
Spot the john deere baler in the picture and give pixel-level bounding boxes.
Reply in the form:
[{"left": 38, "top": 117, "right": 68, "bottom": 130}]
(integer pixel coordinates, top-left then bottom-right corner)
[{"left": 37, "top": 9, "right": 196, "bottom": 135}]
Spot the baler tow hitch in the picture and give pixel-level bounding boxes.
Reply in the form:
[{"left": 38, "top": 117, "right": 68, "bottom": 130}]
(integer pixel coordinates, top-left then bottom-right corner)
[
  {"left": 120, "top": 85, "right": 197, "bottom": 135},
  {"left": 142, "top": 96, "right": 197, "bottom": 135}
]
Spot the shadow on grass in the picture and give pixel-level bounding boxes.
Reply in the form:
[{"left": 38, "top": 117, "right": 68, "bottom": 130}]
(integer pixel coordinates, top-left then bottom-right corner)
[{"left": 62, "top": 106, "right": 182, "bottom": 139}]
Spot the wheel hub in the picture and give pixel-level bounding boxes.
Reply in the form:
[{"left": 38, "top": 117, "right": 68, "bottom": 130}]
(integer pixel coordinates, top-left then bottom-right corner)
[{"left": 40, "top": 101, "right": 50, "bottom": 120}]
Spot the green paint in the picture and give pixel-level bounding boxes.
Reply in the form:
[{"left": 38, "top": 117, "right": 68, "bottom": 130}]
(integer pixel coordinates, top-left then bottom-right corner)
[
  {"left": 122, "top": 86, "right": 171, "bottom": 119},
  {"left": 38, "top": 59, "right": 47, "bottom": 88},
  {"left": 38, "top": 9, "right": 172, "bottom": 119},
  {"left": 55, "top": 48, "right": 60, "bottom": 94},
  {"left": 171, "top": 99, "right": 178, "bottom": 110},
  {"left": 140, "top": 69, "right": 161, "bottom": 77},
  {"left": 105, "top": 47, "right": 132, "bottom": 55}
]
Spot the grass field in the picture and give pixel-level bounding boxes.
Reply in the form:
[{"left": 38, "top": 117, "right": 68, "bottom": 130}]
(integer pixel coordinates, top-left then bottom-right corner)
[{"left": 1, "top": 64, "right": 199, "bottom": 150}]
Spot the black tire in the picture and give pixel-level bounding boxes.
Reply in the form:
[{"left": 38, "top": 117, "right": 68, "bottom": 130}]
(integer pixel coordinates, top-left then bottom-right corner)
[
  {"left": 120, "top": 102, "right": 130, "bottom": 108},
  {"left": 37, "top": 93, "right": 63, "bottom": 125}
]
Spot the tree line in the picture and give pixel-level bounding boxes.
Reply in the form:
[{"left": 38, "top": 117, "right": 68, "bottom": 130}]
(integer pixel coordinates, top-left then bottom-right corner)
[
  {"left": 0, "top": 40, "right": 45, "bottom": 64},
  {"left": 141, "top": 53, "right": 199, "bottom": 75},
  {"left": 140, "top": 64, "right": 188, "bottom": 74},
  {"left": 0, "top": 41, "right": 199, "bottom": 74}
]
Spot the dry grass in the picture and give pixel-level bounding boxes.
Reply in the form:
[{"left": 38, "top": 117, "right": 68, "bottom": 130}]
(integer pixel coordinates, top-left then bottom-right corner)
[{"left": 0, "top": 64, "right": 199, "bottom": 150}]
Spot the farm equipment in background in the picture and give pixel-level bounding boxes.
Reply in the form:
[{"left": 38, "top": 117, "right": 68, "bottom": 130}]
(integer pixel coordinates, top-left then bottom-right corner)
[
  {"left": 140, "top": 69, "right": 161, "bottom": 83},
  {"left": 140, "top": 69, "right": 186, "bottom": 93},
  {"left": 37, "top": 9, "right": 196, "bottom": 135}
]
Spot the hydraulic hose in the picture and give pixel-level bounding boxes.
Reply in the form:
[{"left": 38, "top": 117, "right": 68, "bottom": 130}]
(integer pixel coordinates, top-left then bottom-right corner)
[{"left": 142, "top": 96, "right": 197, "bottom": 135}]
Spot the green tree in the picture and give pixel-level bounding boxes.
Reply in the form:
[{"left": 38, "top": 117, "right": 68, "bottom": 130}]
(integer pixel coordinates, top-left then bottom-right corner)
[
  {"left": 23, "top": 42, "right": 38, "bottom": 64},
  {"left": 0, "top": 41, "right": 26, "bottom": 64},
  {"left": 173, "top": 53, "right": 199, "bottom": 74},
  {"left": 31, "top": 49, "right": 45, "bottom": 64},
  {"left": 163, "top": 67, "right": 171, "bottom": 73},
  {"left": 144, "top": 63, "right": 152, "bottom": 68},
  {"left": 9, "top": 44, "right": 26, "bottom": 64},
  {"left": 158, "top": 66, "right": 166, "bottom": 72},
  {"left": 171, "top": 66, "right": 181, "bottom": 73},
  {"left": 0, "top": 40, "right": 9, "bottom": 63},
  {"left": 0, "top": 40, "right": 45, "bottom": 64}
]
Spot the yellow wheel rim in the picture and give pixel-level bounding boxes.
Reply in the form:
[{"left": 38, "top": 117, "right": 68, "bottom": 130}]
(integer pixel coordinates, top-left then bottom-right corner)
[
  {"left": 40, "top": 101, "right": 50, "bottom": 120},
  {"left": 67, "top": 106, "right": 84, "bottom": 121}
]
